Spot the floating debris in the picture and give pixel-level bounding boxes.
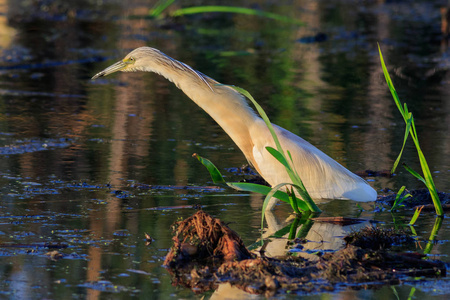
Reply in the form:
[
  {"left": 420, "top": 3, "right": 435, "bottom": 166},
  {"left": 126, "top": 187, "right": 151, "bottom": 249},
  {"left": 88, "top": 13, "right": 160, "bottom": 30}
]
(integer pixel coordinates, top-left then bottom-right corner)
[
  {"left": 144, "top": 233, "right": 153, "bottom": 246},
  {"left": 46, "top": 250, "right": 63, "bottom": 260}
]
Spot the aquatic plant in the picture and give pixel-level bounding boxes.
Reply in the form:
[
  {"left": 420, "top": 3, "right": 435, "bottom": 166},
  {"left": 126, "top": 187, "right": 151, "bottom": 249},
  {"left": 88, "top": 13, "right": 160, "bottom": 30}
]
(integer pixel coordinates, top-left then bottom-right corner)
[
  {"left": 390, "top": 185, "right": 411, "bottom": 212},
  {"left": 194, "top": 85, "right": 321, "bottom": 229},
  {"left": 423, "top": 216, "right": 443, "bottom": 254},
  {"left": 149, "top": 0, "right": 304, "bottom": 25},
  {"left": 378, "top": 45, "right": 443, "bottom": 217},
  {"left": 408, "top": 206, "right": 423, "bottom": 226},
  {"left": 231, "top": 86, "right": 320, "bottom": 215},
  {"left": 194, "top": 153, "right": 311, "bottom": 229}
]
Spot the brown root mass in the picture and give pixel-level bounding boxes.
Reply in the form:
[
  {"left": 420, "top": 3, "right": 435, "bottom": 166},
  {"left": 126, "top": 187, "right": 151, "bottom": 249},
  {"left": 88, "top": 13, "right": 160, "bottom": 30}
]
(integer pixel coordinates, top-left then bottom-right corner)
[
  {"left": 163, "top": 210, "right": 253, "bottom": 269},
  {"left": 163, "top": 211, "right": 446, "bottom": 296}
]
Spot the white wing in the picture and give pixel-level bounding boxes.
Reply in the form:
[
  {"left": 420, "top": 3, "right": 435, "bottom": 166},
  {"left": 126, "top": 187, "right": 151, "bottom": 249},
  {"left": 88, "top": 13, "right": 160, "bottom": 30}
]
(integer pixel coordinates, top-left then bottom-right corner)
[{"left": 249, "top": 119, "right": 377, "bottom": 202}]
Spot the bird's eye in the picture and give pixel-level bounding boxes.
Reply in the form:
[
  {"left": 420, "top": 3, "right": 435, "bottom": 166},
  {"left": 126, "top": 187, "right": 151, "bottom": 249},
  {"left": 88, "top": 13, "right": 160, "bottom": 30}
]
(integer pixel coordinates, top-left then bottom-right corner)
[{"left": 125, "top": 57, "right": 135, "bottom": 64}]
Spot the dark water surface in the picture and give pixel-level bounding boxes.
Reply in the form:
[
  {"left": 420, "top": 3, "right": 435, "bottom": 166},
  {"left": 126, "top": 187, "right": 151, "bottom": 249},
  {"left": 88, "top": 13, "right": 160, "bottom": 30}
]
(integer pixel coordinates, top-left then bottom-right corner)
[{"left": 0, "top": 0, "right": 449, "bottom": 299}]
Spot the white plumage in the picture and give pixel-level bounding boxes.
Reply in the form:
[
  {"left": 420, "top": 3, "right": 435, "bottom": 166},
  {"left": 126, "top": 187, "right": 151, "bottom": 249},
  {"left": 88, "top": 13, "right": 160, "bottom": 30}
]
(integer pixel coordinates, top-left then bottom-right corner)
[{"left": 92, "top": 47, "right": 377, "bottom": 209}]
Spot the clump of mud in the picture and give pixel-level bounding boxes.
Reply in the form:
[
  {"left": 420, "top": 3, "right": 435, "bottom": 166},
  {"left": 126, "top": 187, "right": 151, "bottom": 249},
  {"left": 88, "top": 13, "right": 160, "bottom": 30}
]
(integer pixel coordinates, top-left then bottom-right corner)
[
  {"left": 344, "top": 226, "right": 415, "bottom": 250},
  {"left": 163, "top": 211, "right": 446, "bottom": 296},
  {"left": 379, "top": 188, "right": 450, "bottom": 210}
]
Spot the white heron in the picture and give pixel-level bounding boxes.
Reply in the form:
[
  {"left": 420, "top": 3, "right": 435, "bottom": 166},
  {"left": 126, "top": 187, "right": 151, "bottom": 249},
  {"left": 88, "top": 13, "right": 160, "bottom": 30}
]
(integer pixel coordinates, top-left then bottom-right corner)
[{"left": 92, "top": 47, "right": 377, "bottom": 209}]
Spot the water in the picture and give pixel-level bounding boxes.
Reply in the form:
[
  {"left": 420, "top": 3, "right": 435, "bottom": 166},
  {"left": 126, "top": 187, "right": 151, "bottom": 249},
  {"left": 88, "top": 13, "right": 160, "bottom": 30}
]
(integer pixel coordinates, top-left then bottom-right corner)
[{"left": 0, "top": 0, "right": 449, "bottom": 298}]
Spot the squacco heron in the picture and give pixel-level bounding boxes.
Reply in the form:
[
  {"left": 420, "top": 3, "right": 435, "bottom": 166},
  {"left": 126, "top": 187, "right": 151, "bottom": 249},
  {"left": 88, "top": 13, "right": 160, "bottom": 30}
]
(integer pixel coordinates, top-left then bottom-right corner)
[{"left": 92, "top": 47, "right": 377, "bottom": 209}]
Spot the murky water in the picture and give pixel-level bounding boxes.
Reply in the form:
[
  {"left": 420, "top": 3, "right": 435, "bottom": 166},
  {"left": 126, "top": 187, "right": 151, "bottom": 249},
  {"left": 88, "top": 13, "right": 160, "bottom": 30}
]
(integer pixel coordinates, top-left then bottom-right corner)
[{"left": 0, "top": 0, "right": 449, "bottom": 299}]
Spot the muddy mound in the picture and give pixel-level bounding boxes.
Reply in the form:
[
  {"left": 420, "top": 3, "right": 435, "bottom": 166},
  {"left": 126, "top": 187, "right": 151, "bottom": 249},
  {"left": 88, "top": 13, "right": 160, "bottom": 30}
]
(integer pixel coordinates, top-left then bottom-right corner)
[{"left": 163, "top": 211, "right": 446, "bottom": 296}]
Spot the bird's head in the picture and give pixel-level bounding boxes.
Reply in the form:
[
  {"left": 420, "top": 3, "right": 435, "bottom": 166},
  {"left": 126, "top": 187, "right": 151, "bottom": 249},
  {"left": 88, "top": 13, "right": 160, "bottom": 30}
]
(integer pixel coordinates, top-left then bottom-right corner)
[
  {"left": 92, "top": 47, "right": 214, "bottom": 91},
  {"left": 91, "top": 47, "right": 167, "bottom": 79}
]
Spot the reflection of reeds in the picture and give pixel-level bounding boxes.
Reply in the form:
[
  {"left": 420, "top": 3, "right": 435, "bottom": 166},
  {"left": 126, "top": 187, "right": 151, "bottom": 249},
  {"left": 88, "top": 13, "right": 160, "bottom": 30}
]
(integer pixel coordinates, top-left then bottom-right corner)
[
  {"left": 423, "top": 216, "right": 443, "bottom": 255},
  {"left": 378, "top": 45, "right": 443, "bottom": 216}
]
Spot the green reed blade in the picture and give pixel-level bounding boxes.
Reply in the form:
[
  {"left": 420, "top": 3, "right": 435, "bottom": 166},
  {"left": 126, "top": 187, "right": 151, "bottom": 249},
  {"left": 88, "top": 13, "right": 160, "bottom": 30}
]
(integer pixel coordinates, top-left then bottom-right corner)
[
  {"left": 193, "top": 153, "right": 226, "bottom": 184},
  {"left": 378, "top": 44, "right": 443, "bottom": 216},
  {"left": 228, "top": 182, "right": 290, "bottom": 203},
  {"left": 391, "top": 113, "right": 413, "bottom": 174},
  {"left": 171, "top": 6, "right": 305, "bottom": 25},
  {"left": 149, "top": 0, "right": 176, "bottom": 17},
  {"left": 409, "top": 206, "right": 422, "bottom": 226},
  {"left": 231, "top": 85, "right": 320, "bottom": 213}
]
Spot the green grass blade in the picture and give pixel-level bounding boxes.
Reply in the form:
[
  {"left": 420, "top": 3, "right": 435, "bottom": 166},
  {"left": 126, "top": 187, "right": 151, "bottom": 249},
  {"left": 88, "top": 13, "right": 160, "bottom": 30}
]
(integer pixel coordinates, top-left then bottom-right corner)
[
  {"left": 193, "top": 153, "right": 226, "bottom": 184},
  {"left": 285, "top": 185, "right": 309, "bottom": 211},
  {"left": 418, "top": 150, "right": 438, "bottom": 188},
  {"left": 296, "top": 217, "right": 315, "bottom": 239},
  {"left": 416, "top": 150, "right": 442, "bottom": 215},
  {"left": 409, "top": 205, "right": 423, "bottom": 226},
  {"left": 407, "top": 287, "right": 417, "bottom": 300},
  {"left": 378, "top": 44, "right": 405, "bottom": 117},
  {"left": 171, "top": 6, "right": 305, "bottom": 25},
  {"left": 262, "top": 182, "right": 291, "bottom": 228},
  {"left": 194, "top": 151, "right": 295, "bottom": 204},
  {"left": 288, "top": 187, "right": 301, "bottom": 214},
  {"left": 228, "top": 182, "right": 291, "bottom": 203},
  {"left": 194, "top": 152, "right": 308, "bottom": 210},
  {"left": 260, "top": 182, "right": 308, "bottom": 212},
  {"left": 287, "top": 150, "right": 310, "bottom": 196},
  {"left": 231, "top": 86, "right": 284, "bottom": 155},
  {"left": 269, "top": 223, "right": 293, "bottom": 238},
  {"left": 266, "top": 146, "right": 290, "bottom": 169},
  {"left": 409, "top": 224, "right": 418, "bottom": 236},
  {"left": 402, "top": 163, "right": 427, "bottom": 185},
  {"left": 391, "top": 186, "right": 406, "bottom": 211},
  {"left": 408, "top": 119, "right": 442, "bottom": 215},
  {"left": 395, "top": 185, "right": 406, "bottom": 203},
  {"left": 391, "top": 286, "right": 400, "bottom": 300},
  {"left": 391, "top": 113, "right": 413, "bottom": 174},
  {"left": 230, "top": 86, "right": 320, "bottom": 213},
  {"left": 423, "top": 216, "right": 443, "bottom": 254},
  {"left": 149, "top": 0, "right": 176, "bottom": 18},
  {"left": 288, "top": 216, "right": 301, "bottom": 240},
  {"left": 378, "top": 44, "right": 443, "bottom": 217},
  {"left": 207, "top": 85, "right": 321, "bottom": 214}
]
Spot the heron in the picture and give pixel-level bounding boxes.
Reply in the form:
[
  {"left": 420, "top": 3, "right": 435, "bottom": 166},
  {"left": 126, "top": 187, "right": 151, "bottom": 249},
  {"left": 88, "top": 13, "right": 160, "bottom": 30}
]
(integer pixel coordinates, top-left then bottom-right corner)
[{"left": 92, "top": 47, "right": 377, "bottom": 209}]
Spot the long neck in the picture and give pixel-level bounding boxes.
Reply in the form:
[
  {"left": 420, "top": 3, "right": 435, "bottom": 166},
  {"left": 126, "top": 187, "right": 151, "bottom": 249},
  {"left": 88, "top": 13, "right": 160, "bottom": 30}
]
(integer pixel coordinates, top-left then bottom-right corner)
[
  {"left": 152, "top": 62, "right": 259, "bottom": 163},
  {"left": 182, "top": 78, "right": 259, "bottom": 162}
]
